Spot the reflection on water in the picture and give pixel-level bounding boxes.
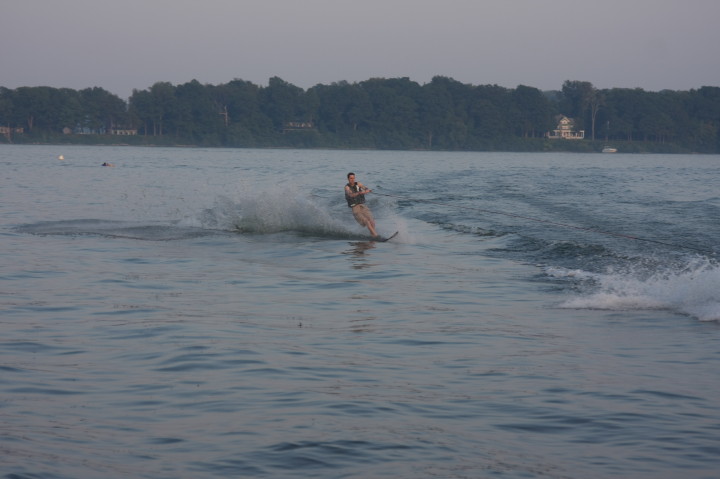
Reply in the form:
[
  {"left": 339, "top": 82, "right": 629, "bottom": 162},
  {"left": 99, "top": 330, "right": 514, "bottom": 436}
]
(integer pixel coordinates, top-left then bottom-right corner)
[{"left": 343, "top": 241, "right": 377, "bottom": 269}]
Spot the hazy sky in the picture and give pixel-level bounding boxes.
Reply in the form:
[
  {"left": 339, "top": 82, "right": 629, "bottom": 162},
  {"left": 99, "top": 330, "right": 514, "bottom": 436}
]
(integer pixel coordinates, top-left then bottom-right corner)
[{"left": 2, "top": 0, "right": 719, "bottom": 99}]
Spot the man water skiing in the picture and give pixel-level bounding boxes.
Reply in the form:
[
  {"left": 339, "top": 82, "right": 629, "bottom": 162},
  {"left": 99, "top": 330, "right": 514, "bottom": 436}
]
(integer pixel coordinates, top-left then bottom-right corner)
[{"left": 344, "top": 172, "right": 379, "bottom": 238}]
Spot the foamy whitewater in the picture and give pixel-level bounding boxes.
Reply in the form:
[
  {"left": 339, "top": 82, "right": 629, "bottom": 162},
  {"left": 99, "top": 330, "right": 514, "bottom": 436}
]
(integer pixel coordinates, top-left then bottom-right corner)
[
  {"left": 2, "top": 145, "right": 719, "bottom": 478},
  {"left": 550, "top": 257, "right": 720, "bottom": 321}
]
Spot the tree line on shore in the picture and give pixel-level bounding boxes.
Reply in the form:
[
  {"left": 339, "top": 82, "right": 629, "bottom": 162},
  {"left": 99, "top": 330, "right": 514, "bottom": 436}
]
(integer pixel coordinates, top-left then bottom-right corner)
[{"left": 1, "top": 77, "right": 719, "bottom": 153}]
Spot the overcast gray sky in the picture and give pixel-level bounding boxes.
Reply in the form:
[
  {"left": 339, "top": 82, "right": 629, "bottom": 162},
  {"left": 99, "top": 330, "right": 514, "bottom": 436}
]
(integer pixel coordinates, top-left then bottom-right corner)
[{"left": 2, "top": 0, "right": 719, "bottom": 99}]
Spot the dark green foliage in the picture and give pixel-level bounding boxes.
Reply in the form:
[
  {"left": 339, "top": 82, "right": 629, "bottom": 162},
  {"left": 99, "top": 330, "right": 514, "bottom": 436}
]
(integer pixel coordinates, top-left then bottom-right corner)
[{"left": 1, "top": 78, "right": 719, "bottom": 153}]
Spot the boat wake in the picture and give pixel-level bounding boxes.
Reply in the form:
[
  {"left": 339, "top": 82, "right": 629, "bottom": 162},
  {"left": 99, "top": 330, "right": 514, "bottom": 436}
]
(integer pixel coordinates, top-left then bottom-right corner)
[
  {"left": 15, "top": 219, "right": 222, "bottom": 241},
  {"left": 548, "top": 258, "right": 720, "bottom": 322},
  {"left": 440, "top": 221, "right": 720, "bottom": 322}
]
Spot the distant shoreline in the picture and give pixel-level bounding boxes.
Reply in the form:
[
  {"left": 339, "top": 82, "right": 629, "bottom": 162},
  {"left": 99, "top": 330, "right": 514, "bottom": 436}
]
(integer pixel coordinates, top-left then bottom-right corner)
[
  {"left": 3, "top": 80, "right": 718, "bottom": 154},
  {"left": 0, "top": 138, "right": 697, "bottom": 154}
]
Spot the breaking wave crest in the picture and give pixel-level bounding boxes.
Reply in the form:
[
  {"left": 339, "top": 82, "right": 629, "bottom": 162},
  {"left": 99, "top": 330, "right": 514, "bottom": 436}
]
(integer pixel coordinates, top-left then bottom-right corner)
[
  {"left": 195, "top": 191, "right": 357, "bottom": 238},
  {"left": 16, "top": 186, "right": 390, "bottom": 241},
  {"left": 549, "top": 257, "right": 720, "bottom": 321}
]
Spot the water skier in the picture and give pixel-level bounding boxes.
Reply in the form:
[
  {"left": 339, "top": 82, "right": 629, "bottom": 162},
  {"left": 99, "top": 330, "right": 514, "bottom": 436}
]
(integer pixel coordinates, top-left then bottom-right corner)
[{"left": 344, "top": 172, "right": 379, "bottom": 238}]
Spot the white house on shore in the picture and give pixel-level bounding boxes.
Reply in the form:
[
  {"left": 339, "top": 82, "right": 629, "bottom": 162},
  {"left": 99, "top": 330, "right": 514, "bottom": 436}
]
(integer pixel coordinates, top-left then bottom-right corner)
[{"left": 547, "top": 115, "right": 585, "bottom": 140}]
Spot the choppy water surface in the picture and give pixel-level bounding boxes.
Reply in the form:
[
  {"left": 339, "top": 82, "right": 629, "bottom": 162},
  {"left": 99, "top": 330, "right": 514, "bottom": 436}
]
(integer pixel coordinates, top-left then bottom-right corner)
[{"left": 1, "top": 145, "right": 719, "bottom": 478}]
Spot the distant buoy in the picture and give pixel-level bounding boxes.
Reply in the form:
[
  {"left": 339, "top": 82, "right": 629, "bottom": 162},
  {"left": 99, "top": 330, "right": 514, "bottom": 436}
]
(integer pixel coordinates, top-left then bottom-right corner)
[{"left": 58, "top": 155, "right": 64, "bottom": 160}]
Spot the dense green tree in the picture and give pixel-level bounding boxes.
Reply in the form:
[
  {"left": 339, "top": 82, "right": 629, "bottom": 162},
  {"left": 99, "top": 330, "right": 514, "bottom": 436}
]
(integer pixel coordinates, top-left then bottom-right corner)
[
  {"left": 342, "top": 83, "right": 373, "bottom": 135},
  {"left": 418, "top": 76, "right": 471, "bottom": 149},
  {"left": 688, "top": 86, "right": 720, "bottom": 151},
  {"left": 3, "top": 77, "right": 720, "bottom": 152},
  {"left": 603, "top": 88, "right": 635, "bottom": 141},
  {"left": 310, "top": 82, "right": 348, "bottom": 134},
  {"left": 129, "top": 82, "right": 179, "bottom": 137},
  {"left": 512, "top": 85, "right": 552, "bottom": 138},
  {"left": 79, "top": 87, "right": 127, "bottom": 132},
  {"left": 360, "top": 77, "right": 423, "bottom": 148},
  {"left": 467, "top": 84, "right": 514, "bottom": 141},
  {"left": 9, "top": 87, "right": 82, "bottom": 134},
  {"left": 260, "top": 77, "right": 306, "bottom": 130},
  {"left": 0, "top": 87, "right": 15, "bottom": 127},
  {"left": 173, "top": 80, "right": 223, "bottom": 142},
  {"left": 128, "top": 89, "right": 154, "bottom": 135},
  {"left": 214, "top": 79, "right": 272, "bottom": 146}
]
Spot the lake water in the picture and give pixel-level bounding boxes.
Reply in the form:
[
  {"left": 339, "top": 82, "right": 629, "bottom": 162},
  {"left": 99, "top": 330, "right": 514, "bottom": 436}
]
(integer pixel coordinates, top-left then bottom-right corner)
[{"left": 1, "top": 144, "right": 719, "bottom": 478}]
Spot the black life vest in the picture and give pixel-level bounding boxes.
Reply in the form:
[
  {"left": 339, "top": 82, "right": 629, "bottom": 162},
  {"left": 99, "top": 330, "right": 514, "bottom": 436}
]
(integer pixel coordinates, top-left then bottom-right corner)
[{"left": 345, "top": 182, "right": 366, "bottom": 207}]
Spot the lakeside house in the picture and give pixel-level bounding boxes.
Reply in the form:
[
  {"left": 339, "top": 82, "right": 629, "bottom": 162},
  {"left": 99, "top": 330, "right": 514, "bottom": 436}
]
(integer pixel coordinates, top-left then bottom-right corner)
[
  {"left": 1, "top": 126, "right": 24, "bottom": 139},
  {"left": 547, "top": 115, "right": 585, "bottom": 140},
  {"left": 109, "top": 128, "right": 138, "bottom": 136},
  {"left": 283, "top": 121, "right": 315, "bottom": 132},
  {"left": 62, "top": 127, "right": 138, "bottom": 135}
]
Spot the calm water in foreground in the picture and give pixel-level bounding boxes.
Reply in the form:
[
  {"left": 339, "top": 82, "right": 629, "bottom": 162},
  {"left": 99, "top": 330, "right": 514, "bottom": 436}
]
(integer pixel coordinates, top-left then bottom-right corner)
[{"left": 1, "top": 145, "right": 719, "bottom": 478}]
